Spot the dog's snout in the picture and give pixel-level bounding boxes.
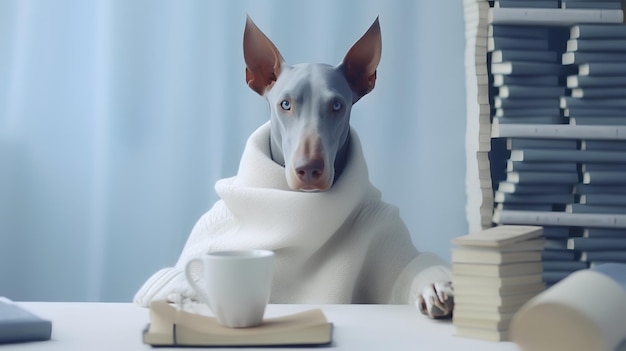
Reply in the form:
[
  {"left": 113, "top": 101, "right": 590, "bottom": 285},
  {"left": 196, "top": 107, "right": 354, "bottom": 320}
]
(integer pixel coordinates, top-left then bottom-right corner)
[{"left": 295, "top": 159, "right": 324, "bottom": 183}]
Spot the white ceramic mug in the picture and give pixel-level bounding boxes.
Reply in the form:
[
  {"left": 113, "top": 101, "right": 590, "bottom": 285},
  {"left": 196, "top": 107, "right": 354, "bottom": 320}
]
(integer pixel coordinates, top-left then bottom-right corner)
[{"left": 184, "top": 249, "right": 275, "bottom": 328}]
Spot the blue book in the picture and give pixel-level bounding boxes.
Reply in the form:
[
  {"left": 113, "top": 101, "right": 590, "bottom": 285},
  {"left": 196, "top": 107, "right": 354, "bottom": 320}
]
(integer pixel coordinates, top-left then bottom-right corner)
[
  {"left": 570, "top": 24, "right": 626, "bottom": 39},
  {"left": 578, "top": 62, "right": 626, "bottom": 76},
  {"left": 562, "top": 1, "right": 623, "bottom": 9},
  {"left": 0, "top": 297, "right": 52, "bottom": 344},
  {"left": 543, "top": 260, "right": 589, "bottom": 272},
  {"left": 506, "top": 171, "right": 580, "bottom": 184},
  {"left": 561, "top": 97, "right": 626, "bottom": 108},
  {"left": 510, "top": 149, "right": 626, "bottom": 163},
  {"left": 498, "top": 181, "right": 573, "bottom": 194},
  {"left": 583, "top": 227, "right": 626, "bottom": 238},
  {"left": 490, "top": 24, "right": 554, "bottom": 38},
  {"left": 495, "top": 116, "right": 567, "bottom": 124},
  {"left": 489, "top": 37, "right": 551, "bottom": 51},
  {"left": 567, "top": 237, "right": 626, "bottom": 250},
  {"left": 581, "top": 140, "right": 626, "bottom": 151},
  {"left": 571, "top": 87, "right": 626, "bottom": 99},
  {"left": 494, "top": 74, "right": 560, "bottom": 87},
  {"left": 492, "top": 49, "right": 558, "bottom": 63},
  {"left": 583, "top": 171, "right": 626, "bottom": 185},
  {"left": 569, "top": 116, "right": 626, "bottom": 126},
  {"left": 580, "top": 251, "right": 626, "bottom": 262},
  {"left": 543, "top": 249, "right": 576, "bottom": 261},
  {"left": 495, "top": 97, "right": 561, "bottom": 109},
  {"left": 496, "top": 1, "right": 560, "bottom": 9},
  {"left": 542, "top": 270, "right": 572, "bottom": 284},
  {"left": 496, "top": 107, "right": 562, "bottom": 117},
  {"left": 495, "top": 191, "right": 576, "bottom": 204},
  {"left": 575, "top": 184, "right": 626, "bottom": 194},
  {"left": 507, "top": 160, "right": 578, "bottom": 172},
  {"left": 562, "top": 52, "right": 626, "bottom": 65},
  {"left": 566, "top": 203, "right": 626, "bottom": 214},
  {"left": 499, "top": 85, "right": 566, "bottom": 98},
  {"left": 564, "top": 107, "right": 626, "bottom": 117},
  {"left": 492, "top": 61, "right": 563, "bottom": 75},
  {"left": 566, "top": 75, "right": 626, "bottom": 88},
  {"left": 507, "top": 138, "right": 578, "bottom": 150},
  {"left": 579, "top": 194, "right": 626, "bottom": 206},
  {"left": 543, "top": 226, "right": 572, "bottom": 239},
  {"left": 495, "top": 203, "right": 557, "bottom": 211},
  {"left": 581, "top": 163, "right": 626, "bottom": 172},
  {"left": 567, "top": 39, "right": 626, "bottom": 52}
]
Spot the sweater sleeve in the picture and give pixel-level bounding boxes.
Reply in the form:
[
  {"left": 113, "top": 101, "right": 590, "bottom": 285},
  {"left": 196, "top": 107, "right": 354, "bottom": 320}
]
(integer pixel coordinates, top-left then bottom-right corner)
[
  {"left": 390, "top": 251, "right": 452, "bottom": 305},
  {"left": 133, "top": 200, "right": 233, "bottom": 307}
]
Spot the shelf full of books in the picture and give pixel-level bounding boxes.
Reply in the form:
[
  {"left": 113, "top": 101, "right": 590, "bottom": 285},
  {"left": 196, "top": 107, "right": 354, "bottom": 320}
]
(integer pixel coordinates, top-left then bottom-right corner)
[{"left": 463, "top": 0, "right": 626, "bottom": 287}]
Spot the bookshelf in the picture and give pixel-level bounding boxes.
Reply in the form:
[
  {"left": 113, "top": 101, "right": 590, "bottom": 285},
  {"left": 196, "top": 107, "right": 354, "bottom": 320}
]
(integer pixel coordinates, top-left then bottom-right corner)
[{"left": 463, "top": 0, "right": 626, "bottom": 286}]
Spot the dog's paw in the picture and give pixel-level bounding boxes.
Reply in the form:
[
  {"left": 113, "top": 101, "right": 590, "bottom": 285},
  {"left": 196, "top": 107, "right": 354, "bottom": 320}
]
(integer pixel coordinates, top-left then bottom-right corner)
[{"left": 417, "top": 281, "right": 454, "bottom": 319}]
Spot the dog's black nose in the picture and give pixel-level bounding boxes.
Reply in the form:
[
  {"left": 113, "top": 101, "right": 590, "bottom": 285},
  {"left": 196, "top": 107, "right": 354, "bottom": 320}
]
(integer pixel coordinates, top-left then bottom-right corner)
[{"left": 295, "top": 159, "right": 324, "bottom": 183}]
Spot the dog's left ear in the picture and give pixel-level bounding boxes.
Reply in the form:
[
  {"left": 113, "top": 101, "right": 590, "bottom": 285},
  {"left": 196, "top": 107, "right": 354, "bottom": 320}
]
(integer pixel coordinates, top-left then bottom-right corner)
[
  {"left": 243, "top": 16, "right": 285, "bottom": 96},
  {"left": 340, "top": 17, "right": 382, "bottom": 103}
]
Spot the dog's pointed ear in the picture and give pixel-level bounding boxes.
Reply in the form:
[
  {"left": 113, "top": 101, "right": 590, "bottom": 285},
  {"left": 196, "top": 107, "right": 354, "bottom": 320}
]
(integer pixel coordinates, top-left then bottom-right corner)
[
  {"left": 243, "top": 16, "right": 285, "bottom": 96},
  {"left": 339, "top": 17, "right": 382, "bottom": 103}
]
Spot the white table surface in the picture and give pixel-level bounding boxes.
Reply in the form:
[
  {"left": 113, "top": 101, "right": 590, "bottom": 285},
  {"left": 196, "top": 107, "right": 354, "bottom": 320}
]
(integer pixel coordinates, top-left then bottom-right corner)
[{"left": 4, "top": 302, "right": 520, "bottom": 350}]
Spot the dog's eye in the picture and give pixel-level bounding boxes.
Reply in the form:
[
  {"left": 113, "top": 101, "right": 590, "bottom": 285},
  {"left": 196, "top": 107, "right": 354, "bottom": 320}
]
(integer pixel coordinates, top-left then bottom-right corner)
[
  {"left": 280, "top": 100, "right": 291, "bottom": 111},
  {"left": 332, "top": 101, "right": 343, "bottom": 111}
]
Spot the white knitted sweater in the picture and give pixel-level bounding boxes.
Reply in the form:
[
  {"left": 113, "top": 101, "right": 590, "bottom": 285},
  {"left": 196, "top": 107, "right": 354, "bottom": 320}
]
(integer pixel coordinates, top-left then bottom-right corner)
[{"left": 134, "top": 122, "right": 451, "bottom": 307}]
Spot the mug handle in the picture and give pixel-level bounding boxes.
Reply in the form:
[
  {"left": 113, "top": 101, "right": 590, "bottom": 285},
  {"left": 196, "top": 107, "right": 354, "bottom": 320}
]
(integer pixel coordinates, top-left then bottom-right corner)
[{"left": 184, "top": 257, "right": 212, "bottom": 307}]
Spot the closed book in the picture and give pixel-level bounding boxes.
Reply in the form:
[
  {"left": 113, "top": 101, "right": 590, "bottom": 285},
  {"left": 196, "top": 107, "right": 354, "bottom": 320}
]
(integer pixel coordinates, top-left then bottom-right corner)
[
  {"left": 581, "top": 163, "right": 626, "bottom": 172},
  {"left": 495, "top": 1, "right": 559, "bottom": 9},
  {"left": 492, "top": 61, "right": 563, "bottom": 75},
  {"left": 507, "top": 160, "right": 578, "bottom": 172},
  {"left": 567, "top": 39, "right": 626, "bottom": 52},
  {"left": 507, "top": 138, "right": 578, "bottom": 150},
  {"left": 453, "top": 317, "right": 511, "bottom": 332},
  {"left": 581, "top": 140, "right": 626, "bottom": 151},
  {"left": 567, "top": 237, "right": 626, "bottom": 250},
  {"left": 488, "top": 37, "right": 550, "bottom": 51},
  {"left": 454, "top": 290, "right": 540, "bottom": 306},
  {"left": 489, "top": 24, "right": 553, "bottom": 38},
  {"left": 566, "top": 203, "right": 626, "bottom": 214},
  {"left": 570, "top": 23, "right": 626, "bottom": 39},
  {"left": 506, "top": 171, "right": 580, "bottom": 184},
  {"left": 510, "top": 149, "right": 626, "bottom": 163},
  {"left": 579, "top": 194, "right": 626, "bottom": 206},
  {"left": 567, "top": 74, "right": 626, "bottom": 87},
  {"left": 498, "top": 85, "right": 565, "bottom": 98},
  {"left": 143, "top": 301, "right": 332, "bottom": 347},
  {"left": 569, "top": 116, "right": 626, "bottom": 126},
  {"left": 578, "top": 62, "right": 626, "bottom": 76},
  {"left": 542, "top": 226, "right": 571, "bottom": 239},
  {"left": 542, "top": 249, "right": 576, "bottom": 261},
  {"left": 495, "top": 97, "right": 561, "bottom": 109},
  {"left": 492, "top": 123, "right": 626, "bottom": 139},
  {"left": 498, "top": 181, "right": 572, "bottom": 194},
  {"left": 576, "top": 184, "right": 626, "bottom": 194},
  {"left": 453, "top": 281, "right": 546, "bottom": 297},
  {"left": 455, "top": 325, "right": 508, "bottom": 342},
  {"left": 453, "top": 273, "right": 543, "bottom": 288},
  {"left": 488, "top": 8, "right": 624, "bottom": 25},
  {"left": 452, "top": 248, "right": 542, "bottom": 264},
  {"left": 542, "top": 260, "right": 588, "bottom": 272},
  {"left": 492, "top": 209, "right": 626, "bottom": 228},
  {"left": 542, "top": 270, "right": 573, "bottom": 284},
  {"left": 583, "top": 171, "right": 626, "bottom": 184},
  {"left": 494, "top": 74, "right": 559, "bottom": 87},
  {"left": 562, "top": 96, "right": 626, "bottom": 108},
  {"left": 562, "top": 51, "right": 626, "bottom": 65},
  {"left": 491, "top": 49, "right": 558, "bottom": 63},
  {"left": 571, "top": 87, "right": 626, "bottom": 99},
  {"left": 583, "top": 227, "right": 626, "bottom": 238},
  {"left": 451, "top": 225, "right": 543, "bottom": 248},
  {"left": 562, "top": 1, "right": 623, "bottom": 9},
  {"left": 0, "top": 297, "right": 52, "bottom": 344},
  {"left": 452, "top": 262, "right": 543, "bottom": 277},
  {"left": 496, "top": 107, "right": 562, "bottom": 117},
  {"left": 495, "top": 191, "right": 575, "bottom": 204},
  {"left": 580, "top": 251, "right": 626, "bottom": 262}
]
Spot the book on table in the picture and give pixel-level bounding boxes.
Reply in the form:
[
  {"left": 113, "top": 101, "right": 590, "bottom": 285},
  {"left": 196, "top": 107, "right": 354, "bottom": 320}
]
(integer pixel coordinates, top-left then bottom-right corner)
[
  {"left": 0, "top": 297, "right": 52, "bottom": 344},
  {"left": 143, "top": 300, "right": 333, "bottom": 347}
]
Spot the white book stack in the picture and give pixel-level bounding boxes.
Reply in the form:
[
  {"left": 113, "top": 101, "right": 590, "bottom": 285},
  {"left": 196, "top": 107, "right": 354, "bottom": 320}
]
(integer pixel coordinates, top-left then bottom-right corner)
[{"left": 451, "top": 225, "right": 545, "bottom": 341}]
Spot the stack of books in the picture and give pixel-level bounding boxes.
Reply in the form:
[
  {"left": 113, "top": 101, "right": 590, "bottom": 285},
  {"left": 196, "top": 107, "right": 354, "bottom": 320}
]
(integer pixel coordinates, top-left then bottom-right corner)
[
  {"left": 451, "top": 225, "right": 545, "bottom": 341},
  {"left": 464, "top": 0, "right": 626, "bottom": 286}
]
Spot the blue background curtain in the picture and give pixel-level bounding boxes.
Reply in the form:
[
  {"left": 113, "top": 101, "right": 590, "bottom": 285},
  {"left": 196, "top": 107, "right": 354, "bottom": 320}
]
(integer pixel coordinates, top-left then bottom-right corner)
[{"left": 0, "top": 0, "right": 466, "bottom": 302}]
